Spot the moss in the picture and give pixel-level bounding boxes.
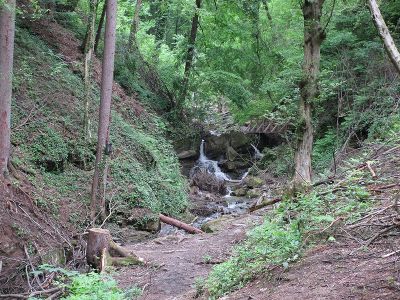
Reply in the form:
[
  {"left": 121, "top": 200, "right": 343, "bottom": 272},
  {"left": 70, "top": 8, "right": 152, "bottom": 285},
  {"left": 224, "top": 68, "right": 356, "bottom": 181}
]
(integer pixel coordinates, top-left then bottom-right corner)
[{"left": 12, "top": 27, "right": 188, "bottom": 228}]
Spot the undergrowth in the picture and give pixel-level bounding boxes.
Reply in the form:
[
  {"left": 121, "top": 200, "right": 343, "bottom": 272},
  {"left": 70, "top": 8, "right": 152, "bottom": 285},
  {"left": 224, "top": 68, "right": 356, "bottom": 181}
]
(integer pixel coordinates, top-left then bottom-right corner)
[
  {"left": 12, "top": 26, "right": 188, "bottom": 226},
  {"left": 205, "top": 167, "right": 374, "bottom": 298},
  {"left": 30, "top": 265, "right": 141, "bottom": 300}
]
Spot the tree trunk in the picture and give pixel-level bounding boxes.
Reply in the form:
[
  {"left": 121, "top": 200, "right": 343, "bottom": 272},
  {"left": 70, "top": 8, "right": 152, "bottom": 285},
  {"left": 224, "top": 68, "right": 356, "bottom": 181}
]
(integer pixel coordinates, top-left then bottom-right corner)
[
  {"left": 90, "top": 0, "right": 117, "bottom": 221},
  {"left": 86, "top": 228, "right": 143, "bottom": 272},
  {"left": 0, "top": 0, "right": 16, "bottom": 178},
  {"left": 94, "top": 0, "right": 107, "bottom": 54},
  {"left": 261, "top": 0, "right": 273, "bottom": 25},
  {"left": 128, "top": 0, "right": 142, "bottom": 52},
  {"left": 293, "top": 0, "right": 325, "bottom": 188},
  {"left": 367, "top": 0, "right": 400, "bottom": 75},
  {"left": 83, "top": 0, "right": 98, "bottom": 141},
  {"left": 179, "top": 0, "right": 202, "bottom": 108},
  {"left": 244, "top": 0, "right": 262, "bottom": 88}
]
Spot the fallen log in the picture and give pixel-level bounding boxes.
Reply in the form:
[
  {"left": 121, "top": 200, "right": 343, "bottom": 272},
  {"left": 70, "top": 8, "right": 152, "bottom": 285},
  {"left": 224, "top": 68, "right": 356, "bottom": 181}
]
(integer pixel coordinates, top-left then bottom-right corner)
[
  {"left": 159, "top": 213, "right": 203, "bottom": 234},
  {"left": 249, "top": 198, "right": 281, "bottom": 212},
  {"left": 368, "top": 183, "right": 399, "bottom": 193},
  {"left": 86, "top": 228, "right": 143, "bottom": 272}
]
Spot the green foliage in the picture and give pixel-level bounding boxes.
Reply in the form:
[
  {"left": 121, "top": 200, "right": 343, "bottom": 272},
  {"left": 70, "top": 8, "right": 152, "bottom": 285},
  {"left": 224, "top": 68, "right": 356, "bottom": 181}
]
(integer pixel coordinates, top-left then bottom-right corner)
[
  {"left": 257, "top": 144, "right": 294, "bottom": 177},
  {"left": 31, "top": 127, "right": 69, "bottom": 167},
  {"left": 12, "top": 26, "right": 188, "bottom": 225},
  {"left": 312, "top": 129, "right": 337, "bottom": 172},
  {"left": 206, "top": 178, "right": 372, "bottom": 298},
  {"left": 62, "top": 272, "right": 127, "bottom": 300}
]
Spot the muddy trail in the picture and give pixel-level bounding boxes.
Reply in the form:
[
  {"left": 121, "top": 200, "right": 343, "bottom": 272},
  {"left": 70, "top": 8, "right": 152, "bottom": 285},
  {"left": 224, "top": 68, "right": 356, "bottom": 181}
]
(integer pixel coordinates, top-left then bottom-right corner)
[{"left": 116, "top": 213, "right": 264, "bottom": 300}]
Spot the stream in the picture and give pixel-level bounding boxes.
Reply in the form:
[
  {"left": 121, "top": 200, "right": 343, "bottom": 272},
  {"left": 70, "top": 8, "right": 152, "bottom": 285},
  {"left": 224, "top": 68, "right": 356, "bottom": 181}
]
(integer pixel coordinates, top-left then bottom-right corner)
[{"left": 159, "top": 140, "right": 261, "bottom": 236}]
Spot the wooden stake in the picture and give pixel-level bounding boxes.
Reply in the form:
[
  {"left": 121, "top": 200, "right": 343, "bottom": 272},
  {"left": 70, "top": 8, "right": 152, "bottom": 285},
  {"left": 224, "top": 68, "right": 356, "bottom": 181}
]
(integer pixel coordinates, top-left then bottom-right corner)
[{"left": 366, "top": 161, "right": 377, "bottom": 179}]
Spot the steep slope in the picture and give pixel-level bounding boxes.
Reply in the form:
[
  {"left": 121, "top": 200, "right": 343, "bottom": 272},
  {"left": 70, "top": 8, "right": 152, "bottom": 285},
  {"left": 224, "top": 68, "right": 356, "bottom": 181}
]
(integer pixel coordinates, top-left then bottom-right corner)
[{"left": 0, "top": 15, "right": 188, "bottom": 292}]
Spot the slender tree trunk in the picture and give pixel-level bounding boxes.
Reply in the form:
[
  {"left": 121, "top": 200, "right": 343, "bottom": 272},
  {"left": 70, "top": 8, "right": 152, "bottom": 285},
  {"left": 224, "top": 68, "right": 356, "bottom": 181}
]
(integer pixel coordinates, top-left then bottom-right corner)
[
  {"left": 83, "top": 0, "right": 98, "bottom": 141},
  {"left": 261, "top": 0, "right": 273, "bottom": 25},
  {"left": 0, "top": 0, "right": 16, "bottom": 178},
  {"left": 367, "top": 0, "right": 400, "bottom": 75},
  {"left": 91, "top": 0, "right": 117, "bottom": 221},
  {"left": 293, "top": 0, "right": 325, "bottom": 188},
  {"left": 94, "top": 0, "right": 107, "bottom": 54},
  {"left": 244, "top": 0, "right": 262, "bottom": 88},
  {"left": 179, "top": 0, "right": 201, "bottom": 108},
  {"left": 128, "top": 0, "right": 142, "bottom": 51}
]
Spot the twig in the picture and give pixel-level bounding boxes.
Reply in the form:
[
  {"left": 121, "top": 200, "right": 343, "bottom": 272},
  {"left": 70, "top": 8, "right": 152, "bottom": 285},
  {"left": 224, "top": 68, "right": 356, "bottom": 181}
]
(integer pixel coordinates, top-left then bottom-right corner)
[
  {"left": 365, "top": 225, "right": 396, "bottom": 247},
  {"left": 382, "top": 249, "right": 400, "bottom": 258},
  {"left": 0, "top": 287, "right": 61, "bottom": 299},
  {"left": 24, "top": 245, "right": 43, "bottom": 290},
  {"left": 320, "top": 217, "right": 344, "bottom": 234},
  {"left": 366, "top": 161, "right": 377, "bottom": 179},
  {"left": 348, "top": 204, "right": 394, "bottom": 225},
  {"left": 46, "top": 290, "right": 64, "bottom": 300}
]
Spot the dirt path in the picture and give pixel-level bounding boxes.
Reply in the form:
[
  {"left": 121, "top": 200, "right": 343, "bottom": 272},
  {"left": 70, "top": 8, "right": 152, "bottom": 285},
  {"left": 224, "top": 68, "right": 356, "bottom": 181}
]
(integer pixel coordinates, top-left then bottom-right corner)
[
  {"left": 116, "top": 214, "right": 264, "bottom": 299},
  {"left": 117, "top": 218, "right": 400, "bottom": 300}
]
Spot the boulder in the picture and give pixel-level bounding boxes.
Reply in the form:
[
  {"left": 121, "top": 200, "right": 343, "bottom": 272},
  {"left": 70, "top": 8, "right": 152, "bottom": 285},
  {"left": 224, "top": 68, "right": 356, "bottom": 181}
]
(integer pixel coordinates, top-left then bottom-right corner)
[
  {"left": 116, "top": 227, "right": 153, "bottom": 244},
  {"left": 226, "top": 146, "right": 239, "bottom": 161},
  {"left": 177, "top": 150, "right": 197, "bottom": 159},
  {"left": 220, "top": 160, "right": 251, "bottom": 172},
  {"left": 201, "top": 215, "right": 235, "bottom": 233},
  {"left": 232, "top": 187, "right": 248, "bottom": 197},
  {"left": 246, "top": 188, "right": 263, "bottom": 198},
  {"left": 244, "top": 176, "right": 264, "bottom": 188}
]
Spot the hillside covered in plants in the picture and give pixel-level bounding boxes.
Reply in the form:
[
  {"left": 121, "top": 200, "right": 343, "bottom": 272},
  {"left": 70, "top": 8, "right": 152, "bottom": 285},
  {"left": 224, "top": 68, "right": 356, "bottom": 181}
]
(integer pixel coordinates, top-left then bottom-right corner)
[{"left": 0, "top": 0, "right": 399, "bottom": 299}]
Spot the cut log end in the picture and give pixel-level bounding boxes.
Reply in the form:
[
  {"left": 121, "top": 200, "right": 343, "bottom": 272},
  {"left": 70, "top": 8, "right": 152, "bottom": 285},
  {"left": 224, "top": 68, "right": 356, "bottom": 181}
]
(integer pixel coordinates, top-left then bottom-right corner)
[{"left": 86, "top": 228, "right": 144, "bottom": 271}]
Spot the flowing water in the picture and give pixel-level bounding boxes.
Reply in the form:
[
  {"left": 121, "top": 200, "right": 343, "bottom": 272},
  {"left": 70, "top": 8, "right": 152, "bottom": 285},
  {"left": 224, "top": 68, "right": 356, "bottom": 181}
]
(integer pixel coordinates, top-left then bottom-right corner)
[
  {"left": 251, "top": 143, "right": 264, "bottom": 160},
  {"left": 197, "top": 140, "right": 231, "bottom": 181},
  {"left": 160, "top": 140, "right": 263, "bottom": 236}
]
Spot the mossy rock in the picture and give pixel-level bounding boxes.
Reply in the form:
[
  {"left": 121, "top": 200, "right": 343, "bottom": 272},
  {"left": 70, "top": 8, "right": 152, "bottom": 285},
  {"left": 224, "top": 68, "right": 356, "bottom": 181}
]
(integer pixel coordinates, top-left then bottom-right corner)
[
  {"left": 244, "top": 176, "right": 264, "bottom": 188},
  {"left": 201, "top": 215, "right": 235, "bottom": 233},
  {"left": 232, "top": 187, "right": 248, "bottom": 197},
  {"left": 246, "top": 188, "right": 263, "bottom": 198}
]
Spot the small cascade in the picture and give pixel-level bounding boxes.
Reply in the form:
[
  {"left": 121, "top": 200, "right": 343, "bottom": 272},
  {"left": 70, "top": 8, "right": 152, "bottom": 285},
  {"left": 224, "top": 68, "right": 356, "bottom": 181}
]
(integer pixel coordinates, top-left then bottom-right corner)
[
  {"left": 251, "top": 144, "right": 264, "bottom": 160},
  {"left": 240, "top": 170, "right": 249, "bottom": 181},
  {"left": 197, "top": 140, "right": 231, "bottom": 181}
]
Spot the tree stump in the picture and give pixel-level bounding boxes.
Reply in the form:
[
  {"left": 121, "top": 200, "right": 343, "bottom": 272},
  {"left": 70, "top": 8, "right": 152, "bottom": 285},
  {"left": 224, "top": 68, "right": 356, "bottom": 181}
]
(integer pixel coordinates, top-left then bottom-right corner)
[{"left": 86, "top": 228, "right": 143, "bottom": 272}]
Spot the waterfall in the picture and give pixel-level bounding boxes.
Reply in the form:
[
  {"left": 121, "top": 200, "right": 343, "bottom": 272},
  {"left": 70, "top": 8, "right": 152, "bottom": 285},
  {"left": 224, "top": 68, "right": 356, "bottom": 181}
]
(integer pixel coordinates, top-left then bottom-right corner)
[
  {"left": 251, "top": 144, "right": 264, "bottom": 160},
  {"left": 197, "top": 140, "right": 231, "bottom": 181}
]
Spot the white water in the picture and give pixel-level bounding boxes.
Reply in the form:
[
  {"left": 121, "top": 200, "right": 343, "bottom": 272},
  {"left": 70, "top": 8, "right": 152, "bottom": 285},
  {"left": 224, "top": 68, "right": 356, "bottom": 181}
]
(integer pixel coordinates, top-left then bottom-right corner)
[
  {"left": 251, "top": 144, "right": 264, "bottom": 160},
  {"left": 198, "top": 140, "right": 231, "bottom": 181}
]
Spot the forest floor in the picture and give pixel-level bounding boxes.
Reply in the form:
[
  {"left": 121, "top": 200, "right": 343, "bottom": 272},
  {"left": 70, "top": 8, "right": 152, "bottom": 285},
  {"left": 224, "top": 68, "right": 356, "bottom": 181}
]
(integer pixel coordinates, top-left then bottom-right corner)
[
  {"left": 116, "top": 213, "right": 265, "bottom": 299},
  {"left": 115, "top": 207, "right": 400, "bottom": 300},
  {"left": 116, "top": 143, "right": 400, "bottom": 300}
]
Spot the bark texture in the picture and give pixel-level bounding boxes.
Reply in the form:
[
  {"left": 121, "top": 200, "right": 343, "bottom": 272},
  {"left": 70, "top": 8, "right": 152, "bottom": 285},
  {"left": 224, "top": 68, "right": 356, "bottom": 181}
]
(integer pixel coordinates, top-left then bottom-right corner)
[
  {"left": 128, "top": 0, "right": 142, "bottom": 51},
  {"left": 0, "top": 0, "right": 16, "bottom": 178},
  {"left": 83, "top": 0, "right": 98, "bottom": 141},
  {"left": 86, "top": 228, "right": 143, "bottom": 271},
  {"left": 94, "top": 1, "right": 107, "bottom": 54},
  {"left": 91, "top": 0, "right": 117, "bottom": 220},
  {"left": 293, "top": 0, "right": 325, "bottom": 187},
  {"left": 159, "top": 214, "right": 203, "bottom": 234},
  {"left": 367, "top": 0, "right": 400, "bottom": 75},
  {"left": 180, "top": 0, "right": 202, "bottom": 107}
]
